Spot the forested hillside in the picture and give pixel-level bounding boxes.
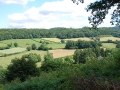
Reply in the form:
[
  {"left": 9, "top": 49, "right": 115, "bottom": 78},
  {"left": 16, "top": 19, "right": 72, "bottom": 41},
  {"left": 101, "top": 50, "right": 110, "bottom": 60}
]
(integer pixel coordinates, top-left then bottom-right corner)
[{"left": 0, "top": 27, "right": 119, "bottom": 40}]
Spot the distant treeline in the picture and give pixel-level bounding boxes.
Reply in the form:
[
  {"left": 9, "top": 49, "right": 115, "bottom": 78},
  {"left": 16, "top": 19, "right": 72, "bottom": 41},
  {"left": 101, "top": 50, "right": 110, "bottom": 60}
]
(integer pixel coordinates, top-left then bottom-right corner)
[{"left": 0, "top": 27, "right": 120, "bottom": 40}]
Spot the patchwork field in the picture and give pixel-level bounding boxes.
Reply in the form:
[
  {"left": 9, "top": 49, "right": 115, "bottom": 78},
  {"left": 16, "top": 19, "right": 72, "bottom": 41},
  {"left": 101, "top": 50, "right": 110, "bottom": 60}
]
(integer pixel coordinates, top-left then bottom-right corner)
[
  {"left": 49, "top": 49, "right": 75, "bottom": 58},
  {"left": 100, "top": 37, "right": 120, "bottom": 41},
  {"left": 64, "top": 37, "right": 92, "bottom": 41},
  {"left": 0, "top": 47, "right": 26, "bottom": 54},
  {"left": 102, "top": 43, "right": 116, "bottom": 49},
  {"left": 42, "top": 38, "right": 61, "bottom": 43},
  {"left": 47, "top": 43, "right": 66, "bottom": 49},
  {"left": 0, "top": 50, "right": 47, "bottom": 68},
  {"left": 0, "top": 39, "right": 40, "bottom": 48}
]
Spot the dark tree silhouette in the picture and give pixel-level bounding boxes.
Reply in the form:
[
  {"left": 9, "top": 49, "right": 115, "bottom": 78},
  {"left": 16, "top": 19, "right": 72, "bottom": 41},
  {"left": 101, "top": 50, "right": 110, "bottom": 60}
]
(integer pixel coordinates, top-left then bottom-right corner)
[{"left": 72, "top": 0, "right": 120, "bottom": 28}]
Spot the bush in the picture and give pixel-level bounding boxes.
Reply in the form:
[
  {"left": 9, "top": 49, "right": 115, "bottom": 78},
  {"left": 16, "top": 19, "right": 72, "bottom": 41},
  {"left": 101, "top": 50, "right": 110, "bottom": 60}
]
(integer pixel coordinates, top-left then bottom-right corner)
[
  {"left": 41, "top": 60, "right": 61, "bottom": 72},
  {"left": 22, "top": 53, "right": 41, "bottom": 63},
  {"left": 31, "top": 44, "right": 37, "bottom": 50},
  {"left": 14, "top": 42, "right": 18, "bottom": 47},
  {"left": 26, "top": 46, "right": 31, "bottom": 51},
  {"left": 5, "top": 58, "right": 40, "bottom": 82},
  {"left": 44, "top": 52, "right": 53, "bottom": 62}
]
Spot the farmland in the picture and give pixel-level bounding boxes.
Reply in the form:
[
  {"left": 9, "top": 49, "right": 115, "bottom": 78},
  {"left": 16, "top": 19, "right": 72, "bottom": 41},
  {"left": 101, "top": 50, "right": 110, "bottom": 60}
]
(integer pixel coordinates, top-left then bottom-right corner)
[
  {"left": 0, "top": 50, "right": 47, "bottom": 68},
  {"left": 49, "top": 49, "right": 75, "bottom": 58},
  {"left": 0, "top": 36, "right": 120, "bottom": 68},
  {"left": 102, "top": 43, "right": 116, "bottom": 49},
  {"left": 64, "top": 37, "right": 92, "bottom": 41},
  {"left": 0, "top": 47, "right": 26, "bottom": 54},
  {"left": 100, "top": 37, "right": 120, "bottom": 41}
]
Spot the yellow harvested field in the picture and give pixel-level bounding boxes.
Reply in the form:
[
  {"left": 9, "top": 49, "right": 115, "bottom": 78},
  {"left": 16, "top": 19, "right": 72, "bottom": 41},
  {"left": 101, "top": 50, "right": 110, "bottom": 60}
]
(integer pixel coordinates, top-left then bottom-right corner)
[
  {"left": 100, "top": 37, "right": 120, "bottom": 41},
  {"left": 49, "top": 49, "right": 75, "bottom": 58},
  {"left": 64, "top": 37, "right": 91, "bottom": 41},
  {"left": 42, "top": 38, "right": 61, "bottom": 42}
]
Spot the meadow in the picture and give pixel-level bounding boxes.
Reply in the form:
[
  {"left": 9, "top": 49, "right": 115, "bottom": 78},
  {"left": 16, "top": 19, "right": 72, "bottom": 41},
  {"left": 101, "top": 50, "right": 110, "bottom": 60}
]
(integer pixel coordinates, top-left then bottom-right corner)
[
  {"left": 0, "top": 47, "right": 26, "bottom": 54},
  {"left": 102, "top": 43, "right": 116, "bottom": 49},
  {"left": 0, "top": 36, "right": 120, "bottom": 68},
  {"left": 0, "top": 39, "right": 40, "bottom": 48},
  {"left": 100, "top": 37, "right": 120, "bottom": 41},
  {"left": 64, "top": 37, "right": 92, "bottom": 41},
  {"left": 0, "top": 50, "right": 47, "bottom": 68}
]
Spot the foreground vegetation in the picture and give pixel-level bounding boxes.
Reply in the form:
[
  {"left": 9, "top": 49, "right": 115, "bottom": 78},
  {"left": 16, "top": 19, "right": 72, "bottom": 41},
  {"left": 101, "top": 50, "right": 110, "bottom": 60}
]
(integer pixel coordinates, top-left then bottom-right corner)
[{"left": 0, "top": 47, "right": 120, "bottom": 90}]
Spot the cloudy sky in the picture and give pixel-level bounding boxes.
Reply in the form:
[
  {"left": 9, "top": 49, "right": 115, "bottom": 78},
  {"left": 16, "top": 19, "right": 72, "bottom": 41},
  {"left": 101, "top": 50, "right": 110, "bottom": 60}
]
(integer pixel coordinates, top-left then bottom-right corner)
[{"left": 0, "top": 0, "right": 113, "bottom": 28}]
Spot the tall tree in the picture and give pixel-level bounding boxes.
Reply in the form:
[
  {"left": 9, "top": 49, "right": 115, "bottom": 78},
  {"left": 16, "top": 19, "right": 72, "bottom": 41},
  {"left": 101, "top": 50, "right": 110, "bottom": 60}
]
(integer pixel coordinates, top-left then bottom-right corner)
[{"left": 5, "top": 58, "right": 40, "bottom": 82}]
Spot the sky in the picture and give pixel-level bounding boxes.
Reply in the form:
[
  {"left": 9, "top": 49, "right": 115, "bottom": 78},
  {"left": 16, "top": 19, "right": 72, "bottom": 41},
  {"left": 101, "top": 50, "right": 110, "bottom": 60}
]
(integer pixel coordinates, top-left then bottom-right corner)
[{"left": 0, "top": 0, "right": 114, "bottom": 29}]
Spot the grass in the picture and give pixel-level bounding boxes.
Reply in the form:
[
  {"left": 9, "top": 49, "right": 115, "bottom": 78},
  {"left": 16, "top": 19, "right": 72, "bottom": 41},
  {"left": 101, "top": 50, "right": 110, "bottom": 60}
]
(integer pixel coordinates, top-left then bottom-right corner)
[
  {"left": 0, "top": 42, "right": 7, "bottom": 47},
  {"left": 0, "top": 39, "right": 40, "bottom": 48},
  {"left": 64, "top": 37, "right": 92, "bottom": 41},
  {"left": 0, "top": 50, "right": 47, "bottom": 68},
  {"left": 42, "top": 38, "right": 61, "bottom": 43},
  {"left": 0, "top": 47, "right": 26, "bottom": 54},
  {"left": 102, "top": 43, "right": 116, "bottom": 49},
  {"left": 100, "top": 37, "right": 120, "bottom": 41},
  {"left": 47, "top": 43, "right": 66, "bottom": 49}
]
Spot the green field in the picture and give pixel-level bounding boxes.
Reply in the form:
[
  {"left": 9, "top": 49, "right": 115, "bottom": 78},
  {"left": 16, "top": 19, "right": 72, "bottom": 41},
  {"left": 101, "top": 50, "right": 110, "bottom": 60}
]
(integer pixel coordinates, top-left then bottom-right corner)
[
  {"left": 0, "top": 39, "right": 41, "bottom": 48},
  {"left": 64, "top": 37, "right": 92, "bottom": 41},
  {"left": 0, "top": 47, "right": 26, "bottom": 54},
  {"left": 42, "top": 38, "right": 61, "bottom": 43},
  {"left": 0, "top": 50, "right": 47, "bottom": 68},
  {"left": 47, "top": 43, "right": 66, "bottom": 49},
  {"left": 102, "top": 43, "right": 116, "bottom": 49},
  {"left": 100, "top": 37, "right": 120, "bottom": 41},
  {"left": 0, "top": 42, "right": 7, "bottom": 47}
]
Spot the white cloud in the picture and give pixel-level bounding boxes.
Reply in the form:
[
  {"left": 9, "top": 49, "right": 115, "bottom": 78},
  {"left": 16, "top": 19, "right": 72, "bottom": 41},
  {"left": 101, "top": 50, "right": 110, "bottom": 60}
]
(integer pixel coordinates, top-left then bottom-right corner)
[
  {"left": 7, "top": 0, "right": 113, "bottom": 28},
  {"left": 0, "top": 0, "right": 34, "bottom": 5}
]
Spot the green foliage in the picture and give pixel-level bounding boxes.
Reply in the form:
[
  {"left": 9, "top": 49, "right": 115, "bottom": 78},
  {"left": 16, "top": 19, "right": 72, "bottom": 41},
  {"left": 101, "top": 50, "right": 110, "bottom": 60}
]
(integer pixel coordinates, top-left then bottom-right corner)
[
  {"left": 0, "top": 66, "right": 5, "bottom": 84},
  {"left": 86, "top": 0, "right": 120, "bottom": 28},
  {"left": 73, "top": 49, "right": 96, "bottom": 64},
  {"left": 38, "top": 44, "right": 49, "bottom": 51},
  {"left": 14, "top": 42, "right": 18, "bottom": 47},
  {"left": 26, "top": 46, "right": 31, "bottom": 51},
  {"left": 44, "top": 52, "right": 53, "bottom": 62},
  {"left": 22, "top": 53, "right": 41, "bottom": 63},
  {"left": 116, "top": 42, "right": 120, "bottom": 48},
  {"left": 31, "top": 44, "right": 37, "bottom": 50},
  {"left": 65, "top": 40, "right": 102, "bottom": 49},
  {"left": 0, "top": 27, "right": 119, "bottom": 41},
  {"left": 5, "top": 58, "right": 40, "bottom": 82},
  {"left": 61, "top": 39, "right": 65, "bottom": 43},
  {"left": 0, "top": 46, "right": 10, "bottom": 50},
  {"left": 40, "top": 60, "right": 61, "bottom": 72}
]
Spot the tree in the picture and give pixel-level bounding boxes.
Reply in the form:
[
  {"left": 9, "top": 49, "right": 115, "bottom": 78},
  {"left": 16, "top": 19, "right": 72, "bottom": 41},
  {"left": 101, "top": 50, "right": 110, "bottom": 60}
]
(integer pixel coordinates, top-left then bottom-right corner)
[
  {"left": 72, "top": 0, "right": 120, "bottom": 28},
  {"left": 38, "top": 44, "right": 49, "bottom": 51},
  {"left": 26, "top": 46, "right": 31, "bottom": 51},
  {"left": 5, "top": 58, "right": 40, "bottom": 82},
  {"left": 22, "top": 53, "right": 41, "bottom": 63},
  {"left": 44, "top": 52, "right": 53, "bottom": 62},
  {"left": 31, "top": 44, "right": 37, "bottom": 50},
  {"left": 14, "top": 42, "right": 18, "bottom": 47},
  {"left": 61, "top": 39, "right": 65, "bottom": 43}
]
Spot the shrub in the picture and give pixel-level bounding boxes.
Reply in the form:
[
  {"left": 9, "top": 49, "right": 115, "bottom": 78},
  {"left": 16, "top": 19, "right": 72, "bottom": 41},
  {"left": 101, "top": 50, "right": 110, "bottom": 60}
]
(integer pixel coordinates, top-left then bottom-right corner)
[
  {"left": 14, "top": 42, "right": 18, "bottom": 47},
  {"left": 26, "top": 46, "right": 31, "bottom": 51},
  {"left": 5, "top": 58, "right": 40, "bottom": 82},
  {"left": 40, "top": 60, "right": 61, "bottom": 72},
  {"left": 31, "top": 44, "right": 37, "bottom": 50}
]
